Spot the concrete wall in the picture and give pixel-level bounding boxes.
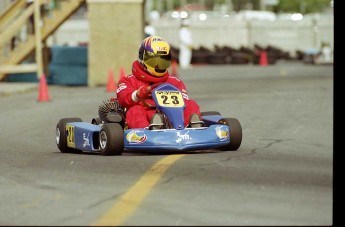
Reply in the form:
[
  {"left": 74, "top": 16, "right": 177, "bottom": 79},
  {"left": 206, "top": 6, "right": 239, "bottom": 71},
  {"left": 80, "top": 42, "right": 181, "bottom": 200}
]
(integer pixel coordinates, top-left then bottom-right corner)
[
  {"left": 87, "top": 0, "right": 144, "bottom": 86},
  {"left": 152, "top": 14, "right": 334, "bottom": 56}
]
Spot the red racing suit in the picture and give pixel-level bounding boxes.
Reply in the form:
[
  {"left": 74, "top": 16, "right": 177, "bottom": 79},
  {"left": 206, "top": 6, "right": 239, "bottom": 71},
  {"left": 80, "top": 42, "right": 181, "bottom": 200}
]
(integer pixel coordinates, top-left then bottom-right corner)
[{"left": 116, "top": 60, "right": 201, "bottom": 129}]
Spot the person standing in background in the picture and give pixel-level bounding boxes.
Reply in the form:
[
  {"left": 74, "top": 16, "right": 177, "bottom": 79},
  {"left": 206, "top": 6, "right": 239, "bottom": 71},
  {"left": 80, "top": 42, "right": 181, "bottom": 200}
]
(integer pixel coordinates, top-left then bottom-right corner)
[{"left": 178, "top": 18, "right": 193, "bottom": 69}]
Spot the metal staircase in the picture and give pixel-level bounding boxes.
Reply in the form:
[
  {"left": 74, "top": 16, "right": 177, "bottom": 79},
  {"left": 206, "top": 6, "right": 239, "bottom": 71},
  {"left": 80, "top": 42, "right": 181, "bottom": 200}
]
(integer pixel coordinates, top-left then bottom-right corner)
[{"left": 0, "top": 0, "right": 86, "bottom": 81}]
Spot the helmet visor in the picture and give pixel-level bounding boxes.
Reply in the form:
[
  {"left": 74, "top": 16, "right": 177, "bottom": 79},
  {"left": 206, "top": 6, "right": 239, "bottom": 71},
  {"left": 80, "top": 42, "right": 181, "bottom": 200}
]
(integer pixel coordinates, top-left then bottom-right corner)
[{"left": 143, "top": 51, "right": 171, "bottom": 72}]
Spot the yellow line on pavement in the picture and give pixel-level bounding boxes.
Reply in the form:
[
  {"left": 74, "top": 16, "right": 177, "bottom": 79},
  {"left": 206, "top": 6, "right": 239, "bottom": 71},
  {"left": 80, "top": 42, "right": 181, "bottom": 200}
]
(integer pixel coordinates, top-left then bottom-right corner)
[{"left": 92, "top": 154, "right": 185, "bottom": 226}]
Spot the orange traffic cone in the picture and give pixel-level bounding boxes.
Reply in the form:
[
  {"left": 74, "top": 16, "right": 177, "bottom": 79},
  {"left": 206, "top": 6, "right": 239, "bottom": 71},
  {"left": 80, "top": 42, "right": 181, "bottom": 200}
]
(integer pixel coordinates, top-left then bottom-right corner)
[
  {"left": 259, "top": 50, "right": 268, "bottom": 66},
  {"left": 106, "top": 68, "right": 117, "bottom": 92},
  {"left": 37, "top": 74, "right": 51, "bottom": 102},
  {"left": 170, "top": 59, "right": 178, "bottom": 77}
]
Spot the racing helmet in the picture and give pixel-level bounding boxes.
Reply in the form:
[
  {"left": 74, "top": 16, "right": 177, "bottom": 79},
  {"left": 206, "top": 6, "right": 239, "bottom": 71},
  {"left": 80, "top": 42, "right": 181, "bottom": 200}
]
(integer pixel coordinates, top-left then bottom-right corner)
[{"left": 138, "top": 35, "right": 172, "bottom": 77}]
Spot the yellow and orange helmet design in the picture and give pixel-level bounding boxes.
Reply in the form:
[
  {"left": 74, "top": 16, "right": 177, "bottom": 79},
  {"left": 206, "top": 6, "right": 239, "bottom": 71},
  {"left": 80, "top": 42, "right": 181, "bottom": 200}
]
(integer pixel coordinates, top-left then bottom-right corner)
[{"left": 138, "top": 36, "right": 172, "bottom": 77}]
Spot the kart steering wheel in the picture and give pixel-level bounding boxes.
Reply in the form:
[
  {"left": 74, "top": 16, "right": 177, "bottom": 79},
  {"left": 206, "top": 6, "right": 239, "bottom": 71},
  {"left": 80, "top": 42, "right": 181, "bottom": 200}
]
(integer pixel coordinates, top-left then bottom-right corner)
[
  {"left": 140, "top": 84, "right": 164, "bottom": 109},
  {"left": 141, "top": 98, "right": 156, "bottom": 109}
]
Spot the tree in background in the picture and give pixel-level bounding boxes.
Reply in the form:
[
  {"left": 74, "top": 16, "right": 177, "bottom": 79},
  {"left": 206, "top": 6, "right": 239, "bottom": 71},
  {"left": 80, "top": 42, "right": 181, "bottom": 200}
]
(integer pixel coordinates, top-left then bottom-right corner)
[
  {"left": 231, "top": 0, "right": 332, "bottom": 13},
  {"left": 274, "top": 0, "right": 332, "bottom": 14},
  {"left": 147, "top": 0, "right": 332, "bottom": 15}
]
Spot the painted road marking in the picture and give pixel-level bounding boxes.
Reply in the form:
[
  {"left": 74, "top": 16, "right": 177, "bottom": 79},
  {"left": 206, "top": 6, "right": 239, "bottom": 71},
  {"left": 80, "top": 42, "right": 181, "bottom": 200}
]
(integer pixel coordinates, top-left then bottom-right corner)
[{"left": 92, "top": 154, "right": 185, "bottom": 226}]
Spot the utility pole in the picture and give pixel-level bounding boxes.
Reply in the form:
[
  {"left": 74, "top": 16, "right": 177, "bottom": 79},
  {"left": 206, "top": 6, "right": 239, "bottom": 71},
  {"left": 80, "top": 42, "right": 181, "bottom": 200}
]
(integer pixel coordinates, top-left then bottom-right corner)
[
  {"left": 180, "top": 0, "right": 187, "bottom": 9},
  {"left": 260, "top": 0, "right": 266, "bottom": 11},
  {"left": 167, "top": 0, "right": 174, "bottom": 11}
]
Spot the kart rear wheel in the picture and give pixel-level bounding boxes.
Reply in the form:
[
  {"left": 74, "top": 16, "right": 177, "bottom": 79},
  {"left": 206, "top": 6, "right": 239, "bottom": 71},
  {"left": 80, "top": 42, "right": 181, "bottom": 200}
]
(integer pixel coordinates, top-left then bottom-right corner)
[
  {"left": 218, "top": 118, "right": 242, "bottom": 151},
  {"left": 99, "top": 123, "right": 124, "bottom": 156},
  {"left": 201, "top": 111, "right": 221, "bottom": 116},
  {"left": 56, "top": 118, "right": 82, "bottom": 153}
]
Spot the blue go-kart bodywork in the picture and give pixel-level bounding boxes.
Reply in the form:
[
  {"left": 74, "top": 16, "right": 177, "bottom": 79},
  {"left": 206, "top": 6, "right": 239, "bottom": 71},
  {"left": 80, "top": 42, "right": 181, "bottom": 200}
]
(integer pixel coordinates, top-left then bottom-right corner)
[{"left": 56, "top": 84, "right": 242, "bottom": 155}]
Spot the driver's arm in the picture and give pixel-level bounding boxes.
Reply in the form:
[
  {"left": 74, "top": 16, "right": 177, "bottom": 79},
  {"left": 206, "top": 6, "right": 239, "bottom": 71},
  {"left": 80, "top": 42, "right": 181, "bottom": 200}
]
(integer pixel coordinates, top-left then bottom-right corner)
[{"left": 116, "top": 77, "right": 139, "bottom": 108}]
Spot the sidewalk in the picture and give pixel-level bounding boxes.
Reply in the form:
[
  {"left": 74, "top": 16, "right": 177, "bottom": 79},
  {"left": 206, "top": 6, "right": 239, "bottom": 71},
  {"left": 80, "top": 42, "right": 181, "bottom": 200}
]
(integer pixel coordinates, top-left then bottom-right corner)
[{"left": 0, "top": 82, "right": 38, "bottom": 97}]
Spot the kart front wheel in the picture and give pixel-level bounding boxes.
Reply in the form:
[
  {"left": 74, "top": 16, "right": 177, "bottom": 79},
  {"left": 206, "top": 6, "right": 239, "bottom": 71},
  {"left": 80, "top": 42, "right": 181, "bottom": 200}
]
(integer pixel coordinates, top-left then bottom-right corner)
[
  {"left": 56, "top": 118, "right": 82, "bottom": 153},
  {"left": 218, "top": 118, "right": 242, "bottom": 151},
  {"left": 99, "top": 123, "right": 124, "bottom": 156}
]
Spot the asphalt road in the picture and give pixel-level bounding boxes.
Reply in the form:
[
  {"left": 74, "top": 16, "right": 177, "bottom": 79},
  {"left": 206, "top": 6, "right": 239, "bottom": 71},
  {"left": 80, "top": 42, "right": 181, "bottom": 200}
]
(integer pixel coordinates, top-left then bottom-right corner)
[{"left": 0, "top": 61, "right": 333, "bottom": 226}]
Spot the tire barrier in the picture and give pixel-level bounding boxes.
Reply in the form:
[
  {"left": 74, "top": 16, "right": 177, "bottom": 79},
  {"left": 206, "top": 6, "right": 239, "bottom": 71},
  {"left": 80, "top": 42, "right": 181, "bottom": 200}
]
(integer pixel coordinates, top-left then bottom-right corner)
[{"left": 171, "top": 44, "right": 296, "bottom": 66}]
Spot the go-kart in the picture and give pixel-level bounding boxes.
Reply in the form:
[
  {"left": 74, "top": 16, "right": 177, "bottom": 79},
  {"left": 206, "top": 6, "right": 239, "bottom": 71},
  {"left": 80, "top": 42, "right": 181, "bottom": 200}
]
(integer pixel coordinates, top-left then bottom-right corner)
[{"left": 55, "top": 83, "right": 242, "bottom": 155}]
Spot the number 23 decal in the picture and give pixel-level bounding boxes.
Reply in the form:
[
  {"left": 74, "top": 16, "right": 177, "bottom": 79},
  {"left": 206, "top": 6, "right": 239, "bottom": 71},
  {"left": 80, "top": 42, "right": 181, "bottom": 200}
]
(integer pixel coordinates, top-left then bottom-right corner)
[
  {"left": 155, "top": 91, "right": 185, "bottom": 107},
  {"left": 161, "top": 95, "right": 180, "bottom": 104}
]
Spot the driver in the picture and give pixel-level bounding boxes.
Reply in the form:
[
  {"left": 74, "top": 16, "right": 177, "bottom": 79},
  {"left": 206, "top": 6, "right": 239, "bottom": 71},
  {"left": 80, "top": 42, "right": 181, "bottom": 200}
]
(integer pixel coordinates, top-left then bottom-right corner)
[{"left": 116, "top": 35, "right": 203, "bottom": 129}]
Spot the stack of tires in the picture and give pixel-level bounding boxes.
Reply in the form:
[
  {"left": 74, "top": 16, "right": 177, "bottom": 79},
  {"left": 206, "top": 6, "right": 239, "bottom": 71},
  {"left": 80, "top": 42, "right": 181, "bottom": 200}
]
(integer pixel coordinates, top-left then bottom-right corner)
[
  {"left": 49, "top": 46, "right": 88, "bottom": 85},
  {"left": 191, "top": 46, "right": 212, "bottom": 64},
  {"left": 174, "top": 44, "right": 292, "bottom": 66}
]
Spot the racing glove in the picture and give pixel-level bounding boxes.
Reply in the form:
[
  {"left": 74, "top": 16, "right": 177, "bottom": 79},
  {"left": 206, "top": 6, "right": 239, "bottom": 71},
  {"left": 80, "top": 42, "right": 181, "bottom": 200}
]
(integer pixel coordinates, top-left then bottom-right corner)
[
  {"left": 136, "top": 86, "right": 151, "bottom": 100},
  {"left": 132, "top": 83, "right": 162, "bottom": 102}
]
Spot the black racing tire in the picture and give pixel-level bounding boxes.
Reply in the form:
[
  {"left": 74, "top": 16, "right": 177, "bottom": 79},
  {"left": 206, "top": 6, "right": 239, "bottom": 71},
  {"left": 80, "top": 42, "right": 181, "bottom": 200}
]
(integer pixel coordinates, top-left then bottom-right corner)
[
  {"left": 201, "top": 111, "right": 221, "bottom": 116},
  {"left": 56, "top": 118, "right": 82, "bottom": 153},
  {"left": 207, "top": 54, "right": 227, "bottom": 64},
  {"left": 218, "top": 118, "right": 242, "bottom": 151},
  {"left": 99, "top": 123, "right": 124, "bottom": 156},
  {"left": 230, "top": 52, "right": 250, "bottom": 64}
]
